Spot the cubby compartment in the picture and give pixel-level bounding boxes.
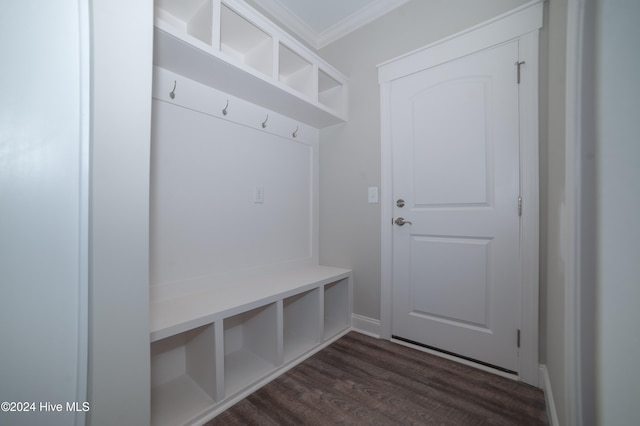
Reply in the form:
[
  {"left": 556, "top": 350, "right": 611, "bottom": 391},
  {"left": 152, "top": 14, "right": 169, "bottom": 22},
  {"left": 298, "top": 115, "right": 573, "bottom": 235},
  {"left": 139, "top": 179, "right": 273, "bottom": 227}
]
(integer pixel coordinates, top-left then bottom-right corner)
[
  {"left": 155, "top": 0, "right": 214, "bottom": 46},
  {"left": 279, "top": 44, "right": 315, "bottom": 99},
  {"left": 318, "top": 69, "right": 345, "bottom": 115},
  {"left": 220, "top": 3, "right": 273, "bottom": 77},
  {"left": 150, "top": 324, "right": 218, "bottom": 426},
  {"left": 283, "top": 289, "right": 321, "bottom": 363},
  {"left": 324, "top": 279, "right": 351, "bottom": 340},
  {"left": 224, "top": 303, "right": 279, "bottom": 397}
]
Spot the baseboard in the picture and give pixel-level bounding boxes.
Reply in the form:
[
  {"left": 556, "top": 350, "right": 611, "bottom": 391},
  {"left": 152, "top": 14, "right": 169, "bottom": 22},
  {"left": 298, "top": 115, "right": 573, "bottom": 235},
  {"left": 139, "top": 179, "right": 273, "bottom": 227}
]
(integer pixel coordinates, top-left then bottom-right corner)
[
  {"left": 351, "top": 314, "right": 381, "bottom": 338},
  {"left": 539, "top": 364, "right": 560, "bottom": 426}
]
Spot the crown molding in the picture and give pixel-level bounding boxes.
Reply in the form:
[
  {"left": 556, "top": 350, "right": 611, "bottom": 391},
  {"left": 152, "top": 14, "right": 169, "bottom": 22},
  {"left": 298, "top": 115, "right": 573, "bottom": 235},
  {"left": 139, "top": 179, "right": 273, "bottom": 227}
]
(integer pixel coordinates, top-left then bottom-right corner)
[
  {"left": 316, "top": 0, "right": 409, "bottom": 48},
  {"left": 251, "top": 0, "right": 409, "bottom": 50}
]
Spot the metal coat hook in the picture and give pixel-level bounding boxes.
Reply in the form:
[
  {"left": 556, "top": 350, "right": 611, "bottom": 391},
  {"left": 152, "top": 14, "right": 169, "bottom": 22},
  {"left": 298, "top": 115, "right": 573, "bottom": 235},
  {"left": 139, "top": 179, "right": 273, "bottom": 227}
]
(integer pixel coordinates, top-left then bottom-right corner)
[
  {"left": 292, "top": 126, "right": 299, "bottom": 138},
  {"left": 261, "top": 114, "right": 269, "bottom": 128},
  {"left": 222, "top": 100, "right": 229, "bottom": 116},
  {"left": 169, "top": 81, "right": 176, "bottom": 99}
]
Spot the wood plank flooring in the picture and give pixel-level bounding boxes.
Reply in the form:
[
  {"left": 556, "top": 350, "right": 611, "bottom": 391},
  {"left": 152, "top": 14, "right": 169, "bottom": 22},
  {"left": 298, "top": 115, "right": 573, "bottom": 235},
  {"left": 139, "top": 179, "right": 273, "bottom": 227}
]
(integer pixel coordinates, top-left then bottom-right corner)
[{"left": 206, "top": 332, "right": 548, "bottom": 425}]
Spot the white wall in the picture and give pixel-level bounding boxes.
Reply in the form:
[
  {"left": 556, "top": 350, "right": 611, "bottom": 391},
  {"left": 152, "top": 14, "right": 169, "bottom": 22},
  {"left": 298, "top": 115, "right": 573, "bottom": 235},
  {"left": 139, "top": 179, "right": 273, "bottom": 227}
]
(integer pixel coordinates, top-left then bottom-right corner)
[
  {"left": 0, "top": 1, "right": 88, "bottom": 425},
  {"left": 316, "top": 0, "right": 529, "bottom": 320},
  {"left": 88, "top": 0, "right": 153, "bottom": 424},
  {"left": 596, "top": 0, "right": 640, "bottom": 423}
]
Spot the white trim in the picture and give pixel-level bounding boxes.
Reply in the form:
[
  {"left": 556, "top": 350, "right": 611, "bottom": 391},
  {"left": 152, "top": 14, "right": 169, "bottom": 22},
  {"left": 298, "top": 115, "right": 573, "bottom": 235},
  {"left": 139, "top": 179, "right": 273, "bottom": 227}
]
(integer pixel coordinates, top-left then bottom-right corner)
[
  {"left": 316, "top": 0, "right": 410, "bottom": 49},
  {"left": 517, "top": 29, "right": 541, "bottom": 387},
  {"left": 564, "top": 0, "right": 596, "bottom": 424},
  {"left": 379, "top": 81, "right": 393, "bottom": 340},
  {"left": 250, "top": 0, "right": 409, "bottom": 49},
  {"left": 351, "top": 314, "right": 382, "bottom": 338},
  {"left": 378, "top": 0, "right": 542, "bottom": 385},
  {"left": 540, "top": 365, "right": 560, "bottom": 426},
  {"left": 564, "top": 0, "right": 583, "bottom": 424},
  {"left": 377, "top": 0, "right": 544, "bottom": 83}
]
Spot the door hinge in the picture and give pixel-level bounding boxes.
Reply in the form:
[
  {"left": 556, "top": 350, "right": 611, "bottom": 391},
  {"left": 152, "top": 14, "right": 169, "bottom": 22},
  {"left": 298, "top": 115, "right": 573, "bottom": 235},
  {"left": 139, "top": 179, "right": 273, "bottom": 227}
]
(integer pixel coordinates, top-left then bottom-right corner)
[
  {"left": 517, "top": 329, "right": 521, "bottom": 348},
  {"left": 518, "top": 196, "right": 523, "bottom": 216},
  {"left": 515, "top": 61, "right": 525, "bottom": 84}
]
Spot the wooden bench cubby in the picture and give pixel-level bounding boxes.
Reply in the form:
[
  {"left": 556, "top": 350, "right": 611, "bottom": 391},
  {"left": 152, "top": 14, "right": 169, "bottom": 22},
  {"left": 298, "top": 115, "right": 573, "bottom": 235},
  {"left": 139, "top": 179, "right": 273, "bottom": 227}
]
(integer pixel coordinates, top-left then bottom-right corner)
[{"left": 149, "top": 266, "right": 352, "bottom": 425}]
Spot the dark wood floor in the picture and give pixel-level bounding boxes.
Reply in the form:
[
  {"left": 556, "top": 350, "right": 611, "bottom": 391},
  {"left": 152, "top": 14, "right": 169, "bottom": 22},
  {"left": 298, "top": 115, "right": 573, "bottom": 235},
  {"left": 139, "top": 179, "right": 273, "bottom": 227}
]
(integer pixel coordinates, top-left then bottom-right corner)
[{"left": 206, "top": 332, "right": 548, "bottom": 425}]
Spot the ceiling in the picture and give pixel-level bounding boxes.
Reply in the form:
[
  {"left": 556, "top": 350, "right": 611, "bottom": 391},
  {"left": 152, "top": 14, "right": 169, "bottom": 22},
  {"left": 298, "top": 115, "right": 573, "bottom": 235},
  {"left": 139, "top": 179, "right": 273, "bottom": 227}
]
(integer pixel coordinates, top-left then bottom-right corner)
[{"left": 249, "top": 0, "right": 410, "bottom": 49}]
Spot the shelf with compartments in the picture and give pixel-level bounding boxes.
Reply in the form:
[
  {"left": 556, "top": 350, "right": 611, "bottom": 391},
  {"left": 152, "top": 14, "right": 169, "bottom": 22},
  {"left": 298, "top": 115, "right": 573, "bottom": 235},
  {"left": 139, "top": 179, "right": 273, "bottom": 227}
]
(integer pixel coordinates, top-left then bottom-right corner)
[
  {"left": 153, "top": 0, "right": 348, "bottom": 128},
  {"left": 149, "top": 265, "right": 352, "bottom": 425}
]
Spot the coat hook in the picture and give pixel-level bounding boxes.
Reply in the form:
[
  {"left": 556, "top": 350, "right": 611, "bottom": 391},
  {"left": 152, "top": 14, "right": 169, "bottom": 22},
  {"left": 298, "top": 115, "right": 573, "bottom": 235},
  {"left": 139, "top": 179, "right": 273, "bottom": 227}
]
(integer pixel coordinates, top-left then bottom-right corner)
[
  {"left": 169, "top": 80, "right": 176, "bottom": 99},
  {"left": 261, "top": 114, "right": 269, "bottom": 128},
  {"left": 292, "top": 126, "right": 299, "bottom": 138},
  {"left": 222, "top": 100, "right": 229, "bottom": 116}
]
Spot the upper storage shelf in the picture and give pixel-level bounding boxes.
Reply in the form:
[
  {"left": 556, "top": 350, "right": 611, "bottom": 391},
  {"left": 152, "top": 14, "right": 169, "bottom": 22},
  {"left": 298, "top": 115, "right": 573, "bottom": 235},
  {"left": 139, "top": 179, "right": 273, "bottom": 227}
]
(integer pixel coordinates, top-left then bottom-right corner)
[{"left": 153, "top": 0, "right": 348, "bottom": 128}]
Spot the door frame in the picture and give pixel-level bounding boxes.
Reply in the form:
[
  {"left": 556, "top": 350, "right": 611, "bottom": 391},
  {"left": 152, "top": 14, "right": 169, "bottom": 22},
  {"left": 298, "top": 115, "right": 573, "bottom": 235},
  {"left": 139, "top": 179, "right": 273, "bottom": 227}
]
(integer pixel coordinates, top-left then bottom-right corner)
[{"left": 377, "top": 0, "right": 543, "bottom": 386}]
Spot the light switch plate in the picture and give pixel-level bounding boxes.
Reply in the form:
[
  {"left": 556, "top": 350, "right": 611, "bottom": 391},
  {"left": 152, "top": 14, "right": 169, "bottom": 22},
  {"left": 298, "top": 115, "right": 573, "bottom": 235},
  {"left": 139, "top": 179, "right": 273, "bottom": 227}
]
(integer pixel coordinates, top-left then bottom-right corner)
[
  {"left": 254, "top": 185, "right": 264, "bottom": 203},
  {"left": 368, "top": 187, "right": 379, "bottom": 204}
]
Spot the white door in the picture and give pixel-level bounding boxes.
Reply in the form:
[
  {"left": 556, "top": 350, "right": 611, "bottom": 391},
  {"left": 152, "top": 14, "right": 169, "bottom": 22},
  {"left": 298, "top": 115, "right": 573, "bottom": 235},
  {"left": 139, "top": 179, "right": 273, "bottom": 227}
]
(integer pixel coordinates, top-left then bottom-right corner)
[{"left": 391, "top": 40, "right": 521, "bottom": 372}]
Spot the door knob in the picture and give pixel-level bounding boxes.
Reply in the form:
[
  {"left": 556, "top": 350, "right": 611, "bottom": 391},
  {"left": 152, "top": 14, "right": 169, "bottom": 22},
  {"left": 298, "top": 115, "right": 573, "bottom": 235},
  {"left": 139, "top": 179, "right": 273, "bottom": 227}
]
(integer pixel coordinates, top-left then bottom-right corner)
[{"left": 394, "top": 217, "right": 412, "bottom": 226}]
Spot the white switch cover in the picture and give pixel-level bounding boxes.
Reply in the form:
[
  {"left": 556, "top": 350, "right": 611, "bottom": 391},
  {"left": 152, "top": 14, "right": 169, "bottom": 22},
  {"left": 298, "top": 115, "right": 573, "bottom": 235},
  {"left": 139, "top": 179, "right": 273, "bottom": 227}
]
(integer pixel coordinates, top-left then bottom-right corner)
[
  {"left": 254, "top": 185, "right": 264, "bottom": 203},
  {"left": 368, "top": 187, "right": 379, "bottom": 204}
]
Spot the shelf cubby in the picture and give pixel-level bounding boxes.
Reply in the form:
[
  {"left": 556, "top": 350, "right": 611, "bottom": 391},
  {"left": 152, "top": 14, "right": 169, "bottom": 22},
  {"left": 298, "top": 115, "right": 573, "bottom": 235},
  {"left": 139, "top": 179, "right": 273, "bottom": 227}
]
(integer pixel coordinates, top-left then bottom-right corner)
[
  {"left": 283, "top": 288, "right": 321, "bottom": 363},
  {"left": 153, "top": 0, "right": 348, "bottom": 127},
  {"left": 150, "top": 324, "right": 218, "bottom": 426},
  {"left": 224, "top": 303, "right": 279, "bottom": 397},
  {"left": 155, "top": 0, "right": 214, "bottom": 46},
  {"left": 220, "top": 3, "right": 273, "bottom": 78},
  {"left": 279, "top": 44, "right": 315, "bottom": 99},
  {"left": 318, "top": 69, "right": 345, "bottom": 115},
  {"left": 324, "top": 279, "right": 351, "bottom": 340}
]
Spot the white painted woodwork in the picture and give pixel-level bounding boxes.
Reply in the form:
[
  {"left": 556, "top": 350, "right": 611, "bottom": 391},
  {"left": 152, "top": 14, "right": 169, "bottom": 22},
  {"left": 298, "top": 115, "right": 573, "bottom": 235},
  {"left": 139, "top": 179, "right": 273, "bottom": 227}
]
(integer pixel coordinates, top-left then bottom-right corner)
[
  {"left": 149, "top": 269, "right": 352, "bottom": 425},
  {"left": 279, "top": 43, "right": 316, "bottom": 99},
  {"left": 224, "top": 303, "right": 279, "bottom": 396},
  {"left": 154, "top": 0, "right": 348, "bottom": 127},
  {"left": 390, "top": 40, "right": 521, "bottom": 372},
  {"left": 151, "top": 325, "right": 218, "bottom": 426},
  {"left": 149, "top": 67, "right": 351, "bottom": 422},
  {"left": 324, "top": 280, "right": 352, "bottom": 339},
  {"left": 149, "top": 3, "right": 354, "bottom": 423},
  {"left": 318, "top": 69, "right": 346, "bottom": 115},
  {"left": 283, "top": 289, "right": 322, "bottom": 363},
  {"left": 150, "top": 67, "right": 317, "bottom": 291},
  {"left": 379, "top": 0, "right": 542, "bottom": 384}
]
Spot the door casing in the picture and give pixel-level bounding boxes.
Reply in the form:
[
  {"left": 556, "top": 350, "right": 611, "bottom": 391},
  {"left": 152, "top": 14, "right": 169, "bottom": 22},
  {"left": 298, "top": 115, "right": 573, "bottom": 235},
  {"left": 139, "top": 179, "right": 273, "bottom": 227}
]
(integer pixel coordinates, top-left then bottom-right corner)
[{"left": 378, "top": 0, "right": 543, "bottom": 386}]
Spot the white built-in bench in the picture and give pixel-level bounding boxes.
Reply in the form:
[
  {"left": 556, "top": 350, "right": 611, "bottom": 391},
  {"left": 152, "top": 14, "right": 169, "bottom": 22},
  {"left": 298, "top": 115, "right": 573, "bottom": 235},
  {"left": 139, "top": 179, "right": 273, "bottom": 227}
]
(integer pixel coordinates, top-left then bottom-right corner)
[{"left": 149, "top": 265, "right": 352, "bottom": 426}]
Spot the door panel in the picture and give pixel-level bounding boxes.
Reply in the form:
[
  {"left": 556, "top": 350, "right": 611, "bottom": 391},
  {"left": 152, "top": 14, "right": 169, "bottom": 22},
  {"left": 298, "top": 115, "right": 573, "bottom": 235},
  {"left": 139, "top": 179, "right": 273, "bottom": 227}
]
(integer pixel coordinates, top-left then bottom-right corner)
[
  {"left": 412, "top": 79, "right": 490, "bottom": 207},
  {"left": 391, "top": 41, "right": 521, "bottom": 372},
  {"left": 410, "top": 236, "right": 491, "bottom": 328}
]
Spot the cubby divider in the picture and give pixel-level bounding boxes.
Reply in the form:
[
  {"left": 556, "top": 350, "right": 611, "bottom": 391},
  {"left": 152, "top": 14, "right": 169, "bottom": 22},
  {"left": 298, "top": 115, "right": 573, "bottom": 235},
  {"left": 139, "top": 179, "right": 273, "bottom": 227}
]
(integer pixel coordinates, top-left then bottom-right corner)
[
  {"left": 223, "top": 303, "right": 280, "bottom": 397},
  {"left": 220, "top": 3, "right": 273, "bottom": 77},
  {"left": 150, "top": 323, "right": 218, "bottom": 426},
  {"left": 155, "top": 0, "right": 214, "bottom": 46},
  {"left": 283, "top": 288, "right": 322, "bottom": 362},
  {"left": 279, "top": 44, "right": 316, "bottom": 99},
  {"left": 324, "top": 279, "right": 351, "bottom": 340},
  {"left": 318, "top": 69, "right": 345, "bottom": 115}
]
